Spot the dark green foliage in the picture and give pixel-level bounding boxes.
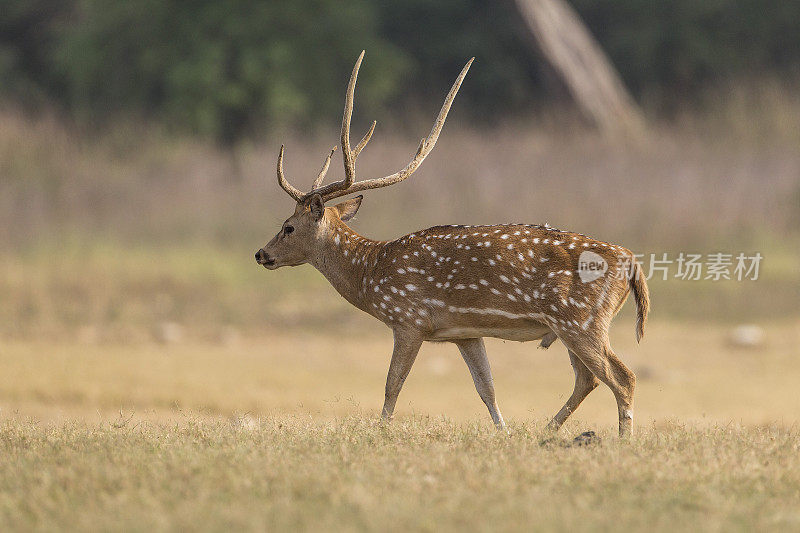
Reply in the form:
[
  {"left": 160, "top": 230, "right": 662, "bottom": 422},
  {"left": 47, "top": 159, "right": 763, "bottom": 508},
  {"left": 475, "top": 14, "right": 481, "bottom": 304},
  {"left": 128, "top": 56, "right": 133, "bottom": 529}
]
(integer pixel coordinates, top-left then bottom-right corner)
[
  {"left": 378, "top": 0, "right": 551, "bottom": 122},
  {"left": 51, "top": 0, "right": 406, "bottom": 144},
  {"left": 571, "top": 0, "right": 800, "bottom": 106},
  {"left": 0, "top": 0, "right": 71, "bottom": 105},
  {"left": 1, "top": 0, "right": 799, "bottom": 142}
]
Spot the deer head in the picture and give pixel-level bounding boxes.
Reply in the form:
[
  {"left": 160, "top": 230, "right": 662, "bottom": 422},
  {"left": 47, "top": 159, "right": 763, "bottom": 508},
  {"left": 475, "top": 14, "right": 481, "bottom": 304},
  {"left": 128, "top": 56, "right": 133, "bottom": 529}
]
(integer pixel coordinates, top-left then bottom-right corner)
[
  {"left": 255, "top": 51, "right": 473, "bottom": 270},
  {"left": 255, "top": 194, "right": 363, "bottom": 269}
]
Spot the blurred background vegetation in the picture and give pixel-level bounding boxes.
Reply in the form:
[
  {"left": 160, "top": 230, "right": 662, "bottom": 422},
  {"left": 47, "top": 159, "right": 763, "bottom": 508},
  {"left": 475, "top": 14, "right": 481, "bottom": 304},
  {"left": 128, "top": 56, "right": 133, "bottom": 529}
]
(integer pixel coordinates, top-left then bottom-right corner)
[
  {"left": 2, "top": 8, "right": 800, "bottom": 524},
  {"left": 3, "top": 0, "right": 800, "bottom": 141},
  {"left": 0, "top": 0, "right": 798, "bottom": 343}
]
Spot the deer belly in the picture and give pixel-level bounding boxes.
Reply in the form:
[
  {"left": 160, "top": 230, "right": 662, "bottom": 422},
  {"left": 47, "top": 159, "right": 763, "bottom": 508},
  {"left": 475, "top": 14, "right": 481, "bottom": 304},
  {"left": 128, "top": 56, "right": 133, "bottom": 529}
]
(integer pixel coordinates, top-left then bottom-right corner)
[{"left": 428, "top": 324, "right": 552, "bottom": 342}]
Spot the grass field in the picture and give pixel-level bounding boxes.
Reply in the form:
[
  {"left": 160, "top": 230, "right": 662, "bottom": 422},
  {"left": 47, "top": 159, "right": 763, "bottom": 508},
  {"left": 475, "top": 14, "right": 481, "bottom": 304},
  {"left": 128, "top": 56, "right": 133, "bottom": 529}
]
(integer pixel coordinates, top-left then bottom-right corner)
[
  {"left": 1, "top": 320, "right": 799, "bottom": 531},
  {"left": 1, "top": 241, "right": 799, "bottom": 530},
  {"left": 1, "top": 321, "right": 799, "bottom": 426},
  {"left": 2, "top": 416, "right": 799, "bottom": 531},
  {"left": 2, "top": 108, "right": 800, "bottom": 530}
]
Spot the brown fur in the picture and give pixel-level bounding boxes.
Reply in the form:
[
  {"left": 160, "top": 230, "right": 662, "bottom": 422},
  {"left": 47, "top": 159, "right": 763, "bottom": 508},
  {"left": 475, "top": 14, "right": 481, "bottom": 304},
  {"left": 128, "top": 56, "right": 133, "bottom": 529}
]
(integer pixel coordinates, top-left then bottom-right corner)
[
  {"left": 630, "top": 260, "right": 650, "bottom": 343},
  {"left": 256, "top": 51, "right": 649, "bottom": 437},
  {"left": 258, "top": 203, "right": 649, "bottom": 436}
]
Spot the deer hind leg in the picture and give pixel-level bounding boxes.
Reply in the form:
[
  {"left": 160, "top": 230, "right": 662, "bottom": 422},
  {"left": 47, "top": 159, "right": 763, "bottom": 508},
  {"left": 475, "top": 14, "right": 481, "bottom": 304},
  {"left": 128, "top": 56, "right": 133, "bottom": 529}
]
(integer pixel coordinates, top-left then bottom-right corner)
[
  {"left": 564, "top": 338, "right": 636, "bottom": 437},
  {"left": 381, "top": 329, "right": 423, "bottom": 421},
  {"left": 454, "top": 338, "right": 506, "bottom": 429},
  {"left": 546, "top": 350, "right": 600, "bottom": 432}
]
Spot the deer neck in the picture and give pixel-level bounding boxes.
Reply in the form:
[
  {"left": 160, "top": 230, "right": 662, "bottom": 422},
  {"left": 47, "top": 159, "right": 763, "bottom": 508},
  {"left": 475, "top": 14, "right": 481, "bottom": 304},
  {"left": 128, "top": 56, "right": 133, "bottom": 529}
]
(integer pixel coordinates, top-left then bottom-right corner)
[{"left": 310, "top": 219, "right": 381, "bottom": 310}]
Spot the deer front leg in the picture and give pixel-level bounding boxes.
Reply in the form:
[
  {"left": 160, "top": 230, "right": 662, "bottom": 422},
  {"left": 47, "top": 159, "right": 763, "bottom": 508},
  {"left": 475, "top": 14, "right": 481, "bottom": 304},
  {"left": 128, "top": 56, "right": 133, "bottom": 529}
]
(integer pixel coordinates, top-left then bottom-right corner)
[
  {"left": 381, "top": 330, "right": 423, "bottom": 421},
  {"left": 454, "top": 338, "right": 506, "bottom": 429}
]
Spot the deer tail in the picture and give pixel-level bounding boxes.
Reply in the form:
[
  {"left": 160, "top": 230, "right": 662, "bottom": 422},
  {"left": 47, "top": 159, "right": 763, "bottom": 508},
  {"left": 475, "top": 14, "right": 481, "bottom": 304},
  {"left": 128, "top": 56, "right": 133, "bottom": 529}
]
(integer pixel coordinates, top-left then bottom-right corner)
[{"left": 629, "top": 257, "right": 650, "bottom": 343}]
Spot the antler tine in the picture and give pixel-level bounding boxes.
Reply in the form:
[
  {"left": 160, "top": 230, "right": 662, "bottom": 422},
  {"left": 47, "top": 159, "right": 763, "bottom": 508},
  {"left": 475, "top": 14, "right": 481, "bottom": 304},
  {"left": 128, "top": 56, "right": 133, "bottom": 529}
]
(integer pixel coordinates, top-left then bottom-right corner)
[
  {"left": 276, "top": 145, "right": 304, "bottom": 202},
  {"left": 353, "top": 120, "right": 376, "bottom": 159},
  {"left": 311, "top": 146, "right": 337, "bottom": 190},
  {"left": 307, "top": 51, "right": 379, "bottom": 201},
  {"left": 321, "top": 57, "right": 474, "bottom": 202},
  {"left": 341, "top": 50, "right": 364, "bottom": 188}
]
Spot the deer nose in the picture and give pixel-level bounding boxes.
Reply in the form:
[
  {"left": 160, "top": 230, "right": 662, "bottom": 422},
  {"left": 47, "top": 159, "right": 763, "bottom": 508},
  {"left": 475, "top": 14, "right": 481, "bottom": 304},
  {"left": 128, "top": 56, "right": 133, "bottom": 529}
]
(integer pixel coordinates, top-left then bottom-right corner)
[{"left": 256, "top": 249, "right": 276, "bottom": 266}]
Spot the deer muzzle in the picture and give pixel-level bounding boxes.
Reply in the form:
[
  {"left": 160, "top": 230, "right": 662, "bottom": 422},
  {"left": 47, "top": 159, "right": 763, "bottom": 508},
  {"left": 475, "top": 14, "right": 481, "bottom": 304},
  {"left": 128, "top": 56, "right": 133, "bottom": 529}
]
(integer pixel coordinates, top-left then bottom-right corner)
[{"left": 255, "top": 249, "right": 275, "bottom": 268}]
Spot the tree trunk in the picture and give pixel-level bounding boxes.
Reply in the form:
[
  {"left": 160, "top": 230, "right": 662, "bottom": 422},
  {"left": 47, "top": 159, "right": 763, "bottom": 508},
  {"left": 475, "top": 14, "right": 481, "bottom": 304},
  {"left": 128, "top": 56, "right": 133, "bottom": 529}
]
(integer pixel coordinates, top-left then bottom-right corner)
[{"left": 513, "top": 0, "right": 645, "bottom": 137}]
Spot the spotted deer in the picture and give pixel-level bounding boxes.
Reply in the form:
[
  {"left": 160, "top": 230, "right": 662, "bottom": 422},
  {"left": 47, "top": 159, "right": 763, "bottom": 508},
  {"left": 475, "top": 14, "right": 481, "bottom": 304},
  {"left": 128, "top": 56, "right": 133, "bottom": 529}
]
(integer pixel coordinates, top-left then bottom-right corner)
[{"left": 255, "top": 52, "right": 650, "bottom": 436}]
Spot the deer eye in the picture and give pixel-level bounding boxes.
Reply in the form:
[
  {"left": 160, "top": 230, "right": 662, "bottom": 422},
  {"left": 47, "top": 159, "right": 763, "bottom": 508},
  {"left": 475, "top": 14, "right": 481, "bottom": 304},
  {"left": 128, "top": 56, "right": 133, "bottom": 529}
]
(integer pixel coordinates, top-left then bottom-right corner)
[{"left": 284, "top": 225, "right": 294, "bottom": 235}]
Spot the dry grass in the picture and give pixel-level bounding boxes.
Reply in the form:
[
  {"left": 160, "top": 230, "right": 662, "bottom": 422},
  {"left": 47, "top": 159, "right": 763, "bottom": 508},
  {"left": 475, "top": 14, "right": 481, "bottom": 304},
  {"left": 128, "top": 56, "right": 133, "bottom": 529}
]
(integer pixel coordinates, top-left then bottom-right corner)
[
  {"left": 1, "top": 321, "right": 798, "bottom": 427},
  {"left": 2, "top": 106, "right": 799, "bottom": 251},
  {"left": 1, "top": 101, "right": 799, "bottom": 530},
  {"left": 1, "top": 240, "right": 798, "bottom": 343},
  {"left": 1, "top": 416, "right": 798, "bottom": 532},
  {"left": 1, "top": 321, "right": 799, "bottom": 531}
]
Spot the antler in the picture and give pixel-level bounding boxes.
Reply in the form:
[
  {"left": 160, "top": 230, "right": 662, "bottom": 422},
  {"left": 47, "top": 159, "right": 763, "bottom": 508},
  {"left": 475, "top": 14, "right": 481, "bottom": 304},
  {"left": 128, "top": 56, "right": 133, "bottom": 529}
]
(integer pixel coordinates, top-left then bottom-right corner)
[
  {"left": 276, "top": 145, "right": 303, "bottom": 202},
  {"left": 276, "top": 51, "right": 473, "bottom": 204},
  {"left": 309, "top": 50, "right": 377, "bottom": 201},
  {"left": 311, "top": 147, "right": 337, "bottom": 190}
]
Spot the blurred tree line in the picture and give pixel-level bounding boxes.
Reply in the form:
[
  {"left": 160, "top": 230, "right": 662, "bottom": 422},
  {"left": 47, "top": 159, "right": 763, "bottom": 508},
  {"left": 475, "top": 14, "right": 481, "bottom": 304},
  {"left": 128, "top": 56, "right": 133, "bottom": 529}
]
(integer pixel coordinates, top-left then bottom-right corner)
[{"left": 2, "top": 0, "right": 799, "bottom": 144}]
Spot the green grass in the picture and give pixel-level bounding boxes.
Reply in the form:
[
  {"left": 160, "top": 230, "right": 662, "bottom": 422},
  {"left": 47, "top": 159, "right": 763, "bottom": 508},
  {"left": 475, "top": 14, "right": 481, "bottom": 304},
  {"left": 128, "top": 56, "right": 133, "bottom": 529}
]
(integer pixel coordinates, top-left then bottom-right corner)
[{"left": 1, "top": 416, "right": 798, "bottom": 532}]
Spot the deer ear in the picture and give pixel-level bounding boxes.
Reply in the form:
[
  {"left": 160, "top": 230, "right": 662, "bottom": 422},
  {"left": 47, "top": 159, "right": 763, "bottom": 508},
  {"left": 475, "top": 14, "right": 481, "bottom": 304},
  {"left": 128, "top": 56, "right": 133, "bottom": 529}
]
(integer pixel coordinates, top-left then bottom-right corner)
[
  {"left": 333, "top": 195, "right": 363, "bottom": 222},
  {"left": 308, "top": 194, "right": 325, "bottom": 221}
]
